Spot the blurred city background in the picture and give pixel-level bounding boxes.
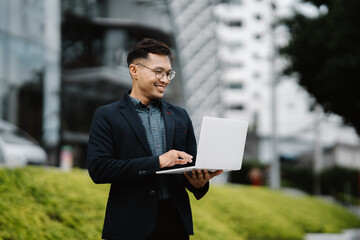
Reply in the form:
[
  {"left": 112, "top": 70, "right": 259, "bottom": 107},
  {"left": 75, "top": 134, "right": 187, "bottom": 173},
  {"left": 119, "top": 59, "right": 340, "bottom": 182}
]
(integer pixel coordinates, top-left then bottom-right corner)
[{"left": 0, "top": 0, "right": 360, "bottom": 205}]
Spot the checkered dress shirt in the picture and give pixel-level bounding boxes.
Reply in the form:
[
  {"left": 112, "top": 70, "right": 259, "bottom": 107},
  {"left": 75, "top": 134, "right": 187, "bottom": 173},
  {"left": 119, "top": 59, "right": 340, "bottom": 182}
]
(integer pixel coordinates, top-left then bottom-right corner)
[{"left": 129, "top": 96, "right": 171, "bottom": 199}]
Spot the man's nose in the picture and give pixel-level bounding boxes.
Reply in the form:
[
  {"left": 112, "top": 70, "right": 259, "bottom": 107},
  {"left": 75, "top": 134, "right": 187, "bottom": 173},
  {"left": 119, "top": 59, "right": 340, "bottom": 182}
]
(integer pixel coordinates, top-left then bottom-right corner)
[{"left": 159, "top": 74, "right": 170, "bottom": 83}]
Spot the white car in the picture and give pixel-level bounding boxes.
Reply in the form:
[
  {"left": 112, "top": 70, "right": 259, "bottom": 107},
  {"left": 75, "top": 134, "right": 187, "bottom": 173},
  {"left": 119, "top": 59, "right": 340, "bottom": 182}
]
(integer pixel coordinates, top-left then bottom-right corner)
[{"left": 0, "top": 120, "right": 47, "bottom": 167}]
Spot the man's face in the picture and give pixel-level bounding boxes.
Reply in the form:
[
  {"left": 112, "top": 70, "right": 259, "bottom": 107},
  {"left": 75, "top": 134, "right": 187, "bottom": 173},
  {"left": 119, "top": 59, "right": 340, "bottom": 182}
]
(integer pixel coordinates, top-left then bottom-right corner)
[{"left": 131, "top": 53, "right": 172, "bottom": 104}]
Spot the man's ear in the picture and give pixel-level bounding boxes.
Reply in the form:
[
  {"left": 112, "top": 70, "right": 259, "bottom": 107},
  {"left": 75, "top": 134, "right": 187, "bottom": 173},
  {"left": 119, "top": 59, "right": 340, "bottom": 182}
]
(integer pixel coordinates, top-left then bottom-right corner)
[{"left": 129, "top": 64, "right": 137, "bottom": 79}]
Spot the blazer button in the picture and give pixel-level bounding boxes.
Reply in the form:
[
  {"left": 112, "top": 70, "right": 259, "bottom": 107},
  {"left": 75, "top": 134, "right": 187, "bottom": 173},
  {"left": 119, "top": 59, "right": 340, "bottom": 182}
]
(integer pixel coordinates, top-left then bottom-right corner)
[
  {"left": 138, "top": 171, "right": 143, "bottom": 176},
  {"left": 142, "top": 170, "right": 147, "bottom": 175},
  {"left": 150, "top": 190, "right": 156, "bottom": 196}
]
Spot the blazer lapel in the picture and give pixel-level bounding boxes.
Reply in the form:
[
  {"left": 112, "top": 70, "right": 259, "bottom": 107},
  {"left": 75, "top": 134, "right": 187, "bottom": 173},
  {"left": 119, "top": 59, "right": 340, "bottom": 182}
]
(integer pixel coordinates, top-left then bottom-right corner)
[
  {"left": 162, "top": 102, "right": 175, "bottom": 151},
  {"left": 118, "top": 94, "right": 152, "bottom": 156}
]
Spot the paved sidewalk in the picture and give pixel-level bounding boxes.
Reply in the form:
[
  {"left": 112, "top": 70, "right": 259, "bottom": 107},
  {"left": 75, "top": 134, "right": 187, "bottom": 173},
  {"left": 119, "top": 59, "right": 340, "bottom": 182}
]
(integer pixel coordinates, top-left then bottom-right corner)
[
  {"left": 305, "top": 229, "right": 360, "bottom": 240},
  {"left": 348, "top": 205, "right": 360, "bottom": 217}
]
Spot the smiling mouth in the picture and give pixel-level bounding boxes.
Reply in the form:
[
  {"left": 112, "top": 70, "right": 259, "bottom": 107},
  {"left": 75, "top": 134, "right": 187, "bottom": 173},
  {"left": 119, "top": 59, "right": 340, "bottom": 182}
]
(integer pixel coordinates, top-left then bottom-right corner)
[{"left": 155, "top": 84, "right": 167, "bottom": 91}]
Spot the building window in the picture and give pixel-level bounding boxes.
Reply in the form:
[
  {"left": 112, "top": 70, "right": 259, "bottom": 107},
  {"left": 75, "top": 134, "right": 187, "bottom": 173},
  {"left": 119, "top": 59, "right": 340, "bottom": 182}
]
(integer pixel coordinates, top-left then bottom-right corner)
[
  {"left": 255, "top": 14, "right": 262, "bottom": 21},
  {"left": 229, "top": 104, "right": 244, "bottom": 110},
  {"left": 254, "top": 34, "right": 262, "bottom": 40},
  {"left": 221, "top": 0, "right": 243, "bottom": 4},
  {"left": 225, "top": 61, "right": 244, "bottom": 68},
  {"left": 225, "top": 41, "right": 244, "bottom": 51},
  {"left": 228, "top": 82, "right": 244, "bottom": 89},
  {"left": 228, "top": 20, "right": 242, "bottom": 27}
]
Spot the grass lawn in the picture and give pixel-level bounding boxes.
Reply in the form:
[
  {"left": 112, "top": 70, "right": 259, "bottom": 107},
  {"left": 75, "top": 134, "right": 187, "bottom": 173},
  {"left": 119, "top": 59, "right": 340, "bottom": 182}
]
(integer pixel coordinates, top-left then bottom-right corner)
[{"left": 0, "top": 167, "right": 359, "bottom": 240}]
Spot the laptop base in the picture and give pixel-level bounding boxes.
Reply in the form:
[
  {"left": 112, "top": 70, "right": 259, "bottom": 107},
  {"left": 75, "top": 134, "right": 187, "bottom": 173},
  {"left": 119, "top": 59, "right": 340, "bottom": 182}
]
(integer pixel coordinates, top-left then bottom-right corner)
[{"left": 156, "top": 167, "right": 228, "bottom": 174}]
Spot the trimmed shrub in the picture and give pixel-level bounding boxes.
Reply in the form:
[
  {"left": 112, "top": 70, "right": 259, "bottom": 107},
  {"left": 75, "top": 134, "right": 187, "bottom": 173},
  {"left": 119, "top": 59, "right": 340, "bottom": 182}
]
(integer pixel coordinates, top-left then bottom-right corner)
[
  {"left": 320, "top": 166, "right": 359, "bottom": 205},
  {"left": 0, "top": 167, "right": 359, "bottom": 240},
  {"left": 191, "top": 185, "right": 360, "bottom": 240},
  {"left": 281, "top": 163, "right": 314, "bottom": 193},
  {"left": 0, "top": 167, "right": 108, "bottom": 240}
]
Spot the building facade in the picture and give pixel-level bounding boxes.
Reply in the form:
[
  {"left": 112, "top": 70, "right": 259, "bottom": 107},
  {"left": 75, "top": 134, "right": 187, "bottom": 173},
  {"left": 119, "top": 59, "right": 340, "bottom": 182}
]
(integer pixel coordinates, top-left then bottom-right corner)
[
  {"left": 60, "top": 0, "right": 183, "bottom": 167},
  {"left": 0, "top": 0, "right": 61, "bottom": 164},
  {"left": 214, "top": 0, "right": 360, "bottom": 170}
]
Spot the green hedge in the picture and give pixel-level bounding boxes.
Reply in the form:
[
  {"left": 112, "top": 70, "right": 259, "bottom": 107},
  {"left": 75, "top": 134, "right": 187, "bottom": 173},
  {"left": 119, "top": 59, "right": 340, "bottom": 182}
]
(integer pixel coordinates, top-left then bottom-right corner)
[
  {"left": 320, "top": 166, "right": 359, "bottom": 204},
  {"left": 0, "top": 167, "right": 359, "bottom": 240},
  {"left": 0, "top": 167, "right": 107, "bottom": 240},
  {"left": 191, "top": 185, "right": 360, "bottom": 240}
]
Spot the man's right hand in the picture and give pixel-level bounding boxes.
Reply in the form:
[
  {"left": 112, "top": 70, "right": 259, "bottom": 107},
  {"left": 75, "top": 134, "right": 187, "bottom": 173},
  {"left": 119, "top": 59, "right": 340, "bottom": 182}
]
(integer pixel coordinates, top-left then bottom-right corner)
[{"left": 159, "top": 150, "right": 193, "bottom": 168}]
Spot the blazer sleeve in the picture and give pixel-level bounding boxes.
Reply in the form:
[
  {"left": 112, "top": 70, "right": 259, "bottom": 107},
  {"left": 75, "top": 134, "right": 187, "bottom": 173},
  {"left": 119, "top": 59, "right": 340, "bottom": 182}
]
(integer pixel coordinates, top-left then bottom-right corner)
[
  {"left": 87, "top": 107, "right": 160, "bottom": 184},
  {"left": 182, "top": 109, "right": 209, "bottom": 200}
]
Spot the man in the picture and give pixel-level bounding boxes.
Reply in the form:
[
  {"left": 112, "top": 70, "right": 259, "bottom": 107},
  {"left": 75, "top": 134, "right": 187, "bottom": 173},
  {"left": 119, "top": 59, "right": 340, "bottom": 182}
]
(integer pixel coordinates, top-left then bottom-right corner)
[{"left": 87, "top": 38, "right": 222, "bottom": 240}]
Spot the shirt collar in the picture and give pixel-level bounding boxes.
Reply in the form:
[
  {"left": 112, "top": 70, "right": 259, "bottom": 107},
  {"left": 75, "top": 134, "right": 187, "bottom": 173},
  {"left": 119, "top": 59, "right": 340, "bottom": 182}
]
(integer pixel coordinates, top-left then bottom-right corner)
[{"left": 128, "top": 94, "right": 162, "bottom": 110}]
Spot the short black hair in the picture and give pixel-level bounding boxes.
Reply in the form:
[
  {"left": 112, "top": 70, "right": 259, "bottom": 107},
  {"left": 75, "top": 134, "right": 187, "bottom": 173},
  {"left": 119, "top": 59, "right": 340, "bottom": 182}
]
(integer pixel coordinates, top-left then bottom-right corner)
[{"left": 127, "top": 38, "right": 173, "bottom": 66}]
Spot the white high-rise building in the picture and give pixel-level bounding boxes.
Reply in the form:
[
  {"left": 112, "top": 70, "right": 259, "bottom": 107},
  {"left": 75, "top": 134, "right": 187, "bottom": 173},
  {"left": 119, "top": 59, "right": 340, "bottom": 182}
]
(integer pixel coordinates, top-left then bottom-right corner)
[
  {"left": 215, "top": 0, "right": 275, "bottom": 135},
  {"left": 215, "top": 0, "right": 276, "bottom": 163},
  {"left": 214, "top": 0, "right": 360, "bottom": 165}
]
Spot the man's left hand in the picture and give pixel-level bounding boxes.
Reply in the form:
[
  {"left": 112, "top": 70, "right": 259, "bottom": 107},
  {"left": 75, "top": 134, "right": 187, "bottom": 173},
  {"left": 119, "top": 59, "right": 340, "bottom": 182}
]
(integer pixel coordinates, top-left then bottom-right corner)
[{"left": 184, "top": 170, "right": 223, "bottom": 189}]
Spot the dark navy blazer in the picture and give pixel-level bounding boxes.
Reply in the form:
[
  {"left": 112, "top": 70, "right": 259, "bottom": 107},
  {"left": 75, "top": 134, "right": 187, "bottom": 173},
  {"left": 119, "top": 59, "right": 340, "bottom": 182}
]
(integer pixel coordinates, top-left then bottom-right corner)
[{"left": 87, "top": 93, "right": 209, "bottom": 240}]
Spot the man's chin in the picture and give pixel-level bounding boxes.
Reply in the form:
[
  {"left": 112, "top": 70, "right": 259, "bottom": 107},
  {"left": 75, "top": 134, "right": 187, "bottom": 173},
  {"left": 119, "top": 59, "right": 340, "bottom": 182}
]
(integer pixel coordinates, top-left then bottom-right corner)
[
  {"left": 156, "top": 92, "right": 165, "bottom": 99},
  {"left": 151, "top": 93, "right": 164, "bottom": 101}
]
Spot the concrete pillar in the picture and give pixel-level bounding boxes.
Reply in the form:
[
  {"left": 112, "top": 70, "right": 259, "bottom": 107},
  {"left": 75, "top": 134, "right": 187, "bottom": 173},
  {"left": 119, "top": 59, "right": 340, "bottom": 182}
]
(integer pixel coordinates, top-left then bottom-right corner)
[{"left": 43, "top": 0, "right": 61, "bottom": 166}]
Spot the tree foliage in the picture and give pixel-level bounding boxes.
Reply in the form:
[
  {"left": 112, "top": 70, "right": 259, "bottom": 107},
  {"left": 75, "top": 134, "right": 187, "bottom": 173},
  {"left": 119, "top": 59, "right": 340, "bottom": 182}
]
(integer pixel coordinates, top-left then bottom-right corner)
[{"left": 280, "top": 0, "right": 360, "bottom": 135}]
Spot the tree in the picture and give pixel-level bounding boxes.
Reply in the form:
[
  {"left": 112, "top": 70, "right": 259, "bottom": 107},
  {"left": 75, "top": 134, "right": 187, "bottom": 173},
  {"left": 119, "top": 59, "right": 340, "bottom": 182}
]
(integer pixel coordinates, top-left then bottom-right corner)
[{"left": 280, "top": 0, "right": 360, "bottom": 135}]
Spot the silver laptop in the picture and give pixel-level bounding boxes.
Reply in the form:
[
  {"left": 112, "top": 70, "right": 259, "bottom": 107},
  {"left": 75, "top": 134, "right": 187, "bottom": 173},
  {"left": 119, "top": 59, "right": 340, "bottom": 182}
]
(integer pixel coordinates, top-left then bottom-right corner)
[{"left": 156, "top": 116, "right": 248, "bottom": 174}]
